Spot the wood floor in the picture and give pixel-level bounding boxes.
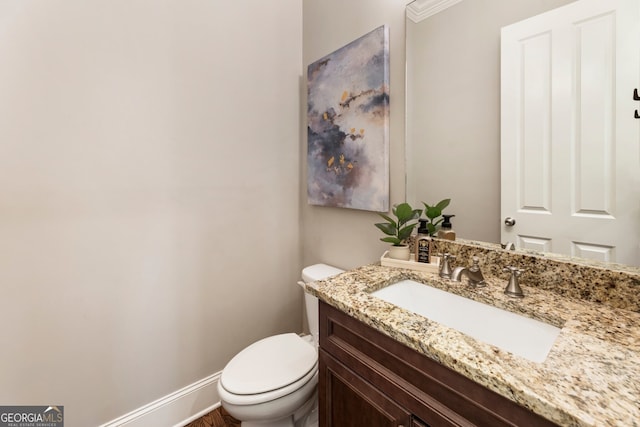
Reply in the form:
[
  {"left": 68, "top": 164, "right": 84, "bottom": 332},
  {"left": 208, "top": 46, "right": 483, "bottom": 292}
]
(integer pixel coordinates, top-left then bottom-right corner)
[{"left": 184, "top": 406, "right": 240, "bottom": 427}]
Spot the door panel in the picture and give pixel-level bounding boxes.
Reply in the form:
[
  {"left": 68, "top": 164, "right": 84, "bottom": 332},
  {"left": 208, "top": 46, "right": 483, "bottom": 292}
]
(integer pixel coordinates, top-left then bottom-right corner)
[
  {"left": 572, "top": 241, "right": 615, "bottom": 262},
  {"left": 573, "top": 11, "right": 616, "bottom": 218},
  {"left": 519, "top": 31, "right": 552, "bottom": 214}
]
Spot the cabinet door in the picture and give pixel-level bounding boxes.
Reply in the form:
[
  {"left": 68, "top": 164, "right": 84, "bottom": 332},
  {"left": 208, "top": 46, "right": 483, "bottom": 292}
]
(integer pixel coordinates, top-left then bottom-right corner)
[{"left": 319, "top": 349, "right": 411, "bottom": 427}]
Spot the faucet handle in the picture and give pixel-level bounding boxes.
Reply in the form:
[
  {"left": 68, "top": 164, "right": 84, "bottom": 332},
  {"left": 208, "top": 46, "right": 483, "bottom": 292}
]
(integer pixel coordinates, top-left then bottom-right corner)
[
  {"left": 503, "top": 266, "right": 524, "bottom": 298},
  {"left": 469, "top": 256, "right": 480, "bottom": 272},
  {"left": 438, "top": 252, "right": 456, "bottom": 261},
  {"left": 438, "top": 253, "right": 455, "bottom": 279}
]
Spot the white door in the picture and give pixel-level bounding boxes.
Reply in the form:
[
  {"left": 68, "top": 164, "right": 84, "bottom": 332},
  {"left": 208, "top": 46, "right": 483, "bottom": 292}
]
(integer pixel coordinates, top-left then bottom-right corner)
[{"left": 501, "top": 0, "right": 640, "bottom": 266}]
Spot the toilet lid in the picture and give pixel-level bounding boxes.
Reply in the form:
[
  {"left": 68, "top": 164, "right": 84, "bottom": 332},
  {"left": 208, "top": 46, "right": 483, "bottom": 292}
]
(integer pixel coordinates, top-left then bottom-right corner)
[{"left": 220, "top": 333, "right": 317, "bottom": 395}]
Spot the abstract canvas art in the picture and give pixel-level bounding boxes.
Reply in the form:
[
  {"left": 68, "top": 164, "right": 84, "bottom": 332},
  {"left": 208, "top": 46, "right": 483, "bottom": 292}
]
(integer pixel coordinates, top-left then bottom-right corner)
[{"left": 307, "top": 25, "right": 390, "bottom": 212}]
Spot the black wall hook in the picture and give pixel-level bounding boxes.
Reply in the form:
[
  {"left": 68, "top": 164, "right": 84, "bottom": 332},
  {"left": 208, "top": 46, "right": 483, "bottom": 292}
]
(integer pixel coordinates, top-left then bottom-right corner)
[
  {"left": 636, "top": 110, "right": 640, "bottom": 119},
  {"left": 635, "top": 88, "right": 640, "bottom": 101}
]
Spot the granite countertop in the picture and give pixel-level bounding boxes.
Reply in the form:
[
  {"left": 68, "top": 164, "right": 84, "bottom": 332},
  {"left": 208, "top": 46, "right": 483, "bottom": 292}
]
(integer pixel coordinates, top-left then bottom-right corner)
[{"left": 307, "top": 264, "right": 640, "bottom": 427}]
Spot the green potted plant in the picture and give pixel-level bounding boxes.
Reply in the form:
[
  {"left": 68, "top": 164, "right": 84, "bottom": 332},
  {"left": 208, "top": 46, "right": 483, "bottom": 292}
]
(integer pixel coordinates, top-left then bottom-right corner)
[
  {"left": 375, "top": 202, "right": 423, "bottom": 260},
  {"left": 422, "top": 199, "right": 451, "bottom": 237}
]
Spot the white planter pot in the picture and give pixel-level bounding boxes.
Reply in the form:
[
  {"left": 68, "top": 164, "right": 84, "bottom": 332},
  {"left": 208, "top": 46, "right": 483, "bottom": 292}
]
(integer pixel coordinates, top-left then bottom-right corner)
[{"left": 387, "top": 245, "right": 410, "bottom": 261}]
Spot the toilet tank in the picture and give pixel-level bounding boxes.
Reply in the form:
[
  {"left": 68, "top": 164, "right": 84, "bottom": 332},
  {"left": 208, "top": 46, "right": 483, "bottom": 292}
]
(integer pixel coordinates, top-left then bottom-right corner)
[{"left": 299, "top": 264, "right": 344, "bottom": 345}]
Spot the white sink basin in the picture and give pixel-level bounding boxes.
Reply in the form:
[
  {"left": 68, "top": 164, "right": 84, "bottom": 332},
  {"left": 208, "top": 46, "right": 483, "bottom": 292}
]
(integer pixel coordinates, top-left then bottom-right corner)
[{"left": 371, "top": 280, "right": 561, "bottom": 363}]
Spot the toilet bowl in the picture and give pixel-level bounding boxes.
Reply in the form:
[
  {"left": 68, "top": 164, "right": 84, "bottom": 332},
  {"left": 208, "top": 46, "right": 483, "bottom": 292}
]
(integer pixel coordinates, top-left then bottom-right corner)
[{"left": 217, "top": 264, "right": 344, "bottom": 427}]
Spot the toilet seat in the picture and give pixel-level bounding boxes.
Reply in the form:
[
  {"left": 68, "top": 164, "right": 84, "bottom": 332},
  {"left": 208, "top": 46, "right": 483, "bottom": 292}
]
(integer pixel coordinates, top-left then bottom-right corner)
[{"left": 219, "top": 333, "right": 318, "bottom": 406}]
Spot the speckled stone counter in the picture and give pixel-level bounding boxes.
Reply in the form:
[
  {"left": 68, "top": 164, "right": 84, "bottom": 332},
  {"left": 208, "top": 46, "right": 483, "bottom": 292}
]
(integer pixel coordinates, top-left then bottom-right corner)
[
  {"left": 307, "top": 256, "right": 640, "bottom": 427},
  {"left": 432, "top": 239, "right": 640, "bottom": 312}
]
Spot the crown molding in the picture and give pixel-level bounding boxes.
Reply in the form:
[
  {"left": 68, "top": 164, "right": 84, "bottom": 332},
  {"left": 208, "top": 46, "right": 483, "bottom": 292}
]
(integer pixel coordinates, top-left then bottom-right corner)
[{"left": 406, "top": 0, "right": 464, "bottom": 23}]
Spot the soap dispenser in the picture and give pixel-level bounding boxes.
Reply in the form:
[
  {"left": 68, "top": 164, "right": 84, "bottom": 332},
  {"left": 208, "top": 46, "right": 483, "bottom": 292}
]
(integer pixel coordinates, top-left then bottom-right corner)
[
  {"left": 438, "top": 214, "right": 456, "bottom": 240},
  {"left": 414, "top": 219, "right": 431, "bottom": 263}
]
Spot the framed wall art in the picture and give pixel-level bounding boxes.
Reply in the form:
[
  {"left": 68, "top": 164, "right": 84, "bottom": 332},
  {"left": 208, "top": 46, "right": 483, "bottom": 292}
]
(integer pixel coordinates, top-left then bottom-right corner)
[{"left": 307, "top": 25, "right": 390, "bottom": 212}]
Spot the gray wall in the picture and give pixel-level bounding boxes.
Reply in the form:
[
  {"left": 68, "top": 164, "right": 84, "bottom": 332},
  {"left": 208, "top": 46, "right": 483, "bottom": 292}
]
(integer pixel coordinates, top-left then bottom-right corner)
[{"left": 0, "top": 1, "right": 302, "bottom": 425}]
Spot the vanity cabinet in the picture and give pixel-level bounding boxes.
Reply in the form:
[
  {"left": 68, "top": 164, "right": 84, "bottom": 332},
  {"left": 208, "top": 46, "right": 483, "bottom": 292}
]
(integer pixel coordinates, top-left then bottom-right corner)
[{"left": 318, "top": 301, "right": 558, "bottom": 427}]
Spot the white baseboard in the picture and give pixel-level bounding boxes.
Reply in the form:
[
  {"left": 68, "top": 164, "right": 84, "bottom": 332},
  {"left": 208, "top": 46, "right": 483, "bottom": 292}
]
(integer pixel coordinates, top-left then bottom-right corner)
[{"left": 99, "top": 371, "right": 221, "bottom": 427}]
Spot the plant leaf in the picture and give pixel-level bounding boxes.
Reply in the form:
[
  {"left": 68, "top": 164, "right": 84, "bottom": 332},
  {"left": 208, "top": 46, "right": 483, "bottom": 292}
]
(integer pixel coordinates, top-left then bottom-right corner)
[
  {"left": 375, "top": 222, "right": 396, "bottom": 236},
  {"left": 398, "top": 224, "right": 418, "bottom": 241},
  {"left": 435, "top": 198, "right": 451, "bottom": 211},
  {"left": 377, "top": 213, "right": 396, "bottom": 227},
  {"left": 381, "top": 236, "right": 401, "bottom": 245},
  {"left": 394, "top": 203, "right": 414, "bottom": 222},
  {"left": 376, "top": 202, "right": 421, "bottom": 243},
  {"left": 426, "top": 206, "right": 442, "bottom": 220}
]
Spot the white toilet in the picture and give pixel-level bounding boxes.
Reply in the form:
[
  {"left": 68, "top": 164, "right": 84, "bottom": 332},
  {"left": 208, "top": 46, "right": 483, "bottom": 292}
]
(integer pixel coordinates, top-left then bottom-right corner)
[{"left": 217, "top": 264, "right": 344, "bottom": 427}]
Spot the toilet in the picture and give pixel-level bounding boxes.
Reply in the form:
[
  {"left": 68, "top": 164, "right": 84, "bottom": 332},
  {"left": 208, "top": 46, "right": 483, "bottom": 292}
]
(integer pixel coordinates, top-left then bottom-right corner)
[{"left": 217, "top": 264, "right": 344, "bottom": 427}]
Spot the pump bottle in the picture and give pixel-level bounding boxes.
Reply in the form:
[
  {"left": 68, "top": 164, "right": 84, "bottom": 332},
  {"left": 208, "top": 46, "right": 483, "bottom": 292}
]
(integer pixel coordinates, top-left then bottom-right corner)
[
  {"left": 437, "top": 214, "right": 456, "bottom": 241},
  {"left": 414, "top": 219, "right": 432, "bottom": 263}
]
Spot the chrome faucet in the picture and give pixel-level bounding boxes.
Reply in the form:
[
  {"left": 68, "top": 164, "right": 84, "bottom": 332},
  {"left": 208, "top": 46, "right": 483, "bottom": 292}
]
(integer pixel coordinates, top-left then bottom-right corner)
[{"left": 451, "top": 256, "right": 486, "bottom": 287}]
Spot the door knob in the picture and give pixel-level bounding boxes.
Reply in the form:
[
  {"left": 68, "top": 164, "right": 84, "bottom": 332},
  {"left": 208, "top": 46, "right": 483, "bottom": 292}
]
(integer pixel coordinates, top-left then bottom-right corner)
[{"left": 504, "top": 217, "right": 516, "bottom": 227}]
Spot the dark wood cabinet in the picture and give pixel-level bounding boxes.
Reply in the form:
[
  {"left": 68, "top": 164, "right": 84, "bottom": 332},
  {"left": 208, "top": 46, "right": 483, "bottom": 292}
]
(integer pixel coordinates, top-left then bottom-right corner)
[
  {"left": 411, "top": 417, "right": 431, "bottom": 427},
  {"left": 320, "top": 350, "right": 411, "bottom": 427},
  {"left": 318, "top": 301, "right": 558, "bottom": 427}
]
